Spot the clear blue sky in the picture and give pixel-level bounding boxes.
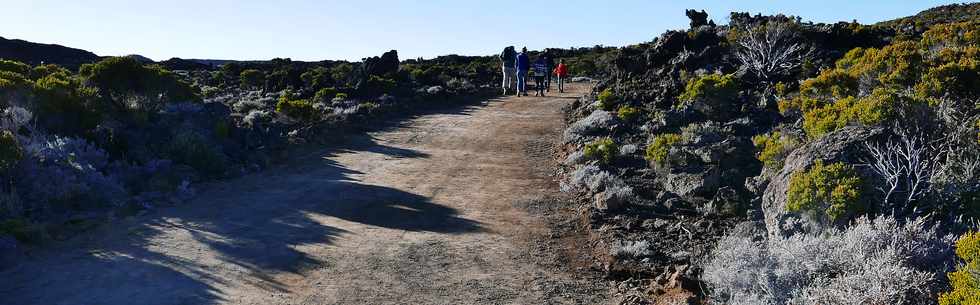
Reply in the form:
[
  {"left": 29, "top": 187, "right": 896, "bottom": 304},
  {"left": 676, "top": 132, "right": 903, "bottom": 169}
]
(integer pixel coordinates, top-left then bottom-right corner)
[{"left": 1, "top": 0, "right": 967, "bottom": 62}]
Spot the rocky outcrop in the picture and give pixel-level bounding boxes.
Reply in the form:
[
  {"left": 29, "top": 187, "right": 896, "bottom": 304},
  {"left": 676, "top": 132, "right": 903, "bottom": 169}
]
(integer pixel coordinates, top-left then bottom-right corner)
[{"left": 761, "top": 126, "right": 884, "bottom": 236}]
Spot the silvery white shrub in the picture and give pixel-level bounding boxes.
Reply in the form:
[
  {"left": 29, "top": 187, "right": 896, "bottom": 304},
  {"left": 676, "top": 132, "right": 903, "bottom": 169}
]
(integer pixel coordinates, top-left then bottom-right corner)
[
  {"left": 564, "top": 150, "right": 587, "bottom": 165},
  {"left": 605, "top": 184, "right": 635, "bottom": 204},
  {"left": 619, "top": 144, "right": 638, "bottom": 156},
  {"left": 1, "top": 106, "right": 32, "bottom": 130},
  {"left": 611, "top": 240, "right": 652, "bottom": 259},
  {"left": 702, "top": 216, "right": 955, "bottom": 305},
  {"left": 232, "top": 91, "right": 275, "bottom": 114},
  {"left": 243, "top": 110, "right": 273, "bottom": 128},
  {"left": 17, "top": 136, "right": 127, "bottom": 209},
  {"left": 564, "top": 110, "right": 615, "bottom": 143}
]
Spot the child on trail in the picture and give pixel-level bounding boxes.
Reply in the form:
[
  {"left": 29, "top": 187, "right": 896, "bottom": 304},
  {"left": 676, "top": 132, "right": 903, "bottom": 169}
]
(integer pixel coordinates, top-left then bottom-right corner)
[
  {"left": 515, "top": 47, "right": 530, "bottom": 96},
  {"left": 533, "top": 56, "right": 547, "bottom": 97},
  {"left": 499, "top": 46, "right": 516, "bottom": 95},
  {"left": 554, "top": 59, "right": 568, "bottom": 93}
]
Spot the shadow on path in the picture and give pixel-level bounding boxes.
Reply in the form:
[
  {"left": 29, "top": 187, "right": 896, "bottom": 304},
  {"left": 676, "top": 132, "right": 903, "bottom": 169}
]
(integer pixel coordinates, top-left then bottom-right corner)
[{"left": 0, "top": 98, "right": 488, "bottom": 305}]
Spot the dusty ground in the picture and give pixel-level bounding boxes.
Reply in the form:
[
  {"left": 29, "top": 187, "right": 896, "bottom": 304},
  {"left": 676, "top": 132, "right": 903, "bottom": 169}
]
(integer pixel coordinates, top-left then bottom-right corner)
[{"left": 0, "top": 84, "right": 612, "bottom": 305}]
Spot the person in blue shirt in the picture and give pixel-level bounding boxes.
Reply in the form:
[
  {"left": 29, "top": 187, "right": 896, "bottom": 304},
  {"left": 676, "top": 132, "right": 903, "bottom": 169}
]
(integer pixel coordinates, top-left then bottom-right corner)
[
  {"left": 532, "top": 56, "right": 548, "bottom": 96},
  {"left": 514, "top": 47, "right": 530, "bottom": 96}
]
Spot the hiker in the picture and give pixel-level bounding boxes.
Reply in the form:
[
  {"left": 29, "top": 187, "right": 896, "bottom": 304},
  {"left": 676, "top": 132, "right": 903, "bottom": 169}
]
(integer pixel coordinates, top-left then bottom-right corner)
[
  {"left": 515, "top": 47, "right": 530, "bottom": 96},
  {"left": 532, "top": 56, "right": 548, "bottom": 97},
  {"left": 499, "top": 46, "right": 516, "bottom": 94},
  {"left": 543, "top": 50, "right": 555, "bottom": 92},
  {"left": 554, "top": 59, "right": 568, "bottom": 93}
]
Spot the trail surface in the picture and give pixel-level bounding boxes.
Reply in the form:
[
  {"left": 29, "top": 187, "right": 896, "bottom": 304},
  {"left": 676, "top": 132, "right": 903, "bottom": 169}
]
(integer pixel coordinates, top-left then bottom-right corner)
[{"left": 1, "top": 84, "right": 609, "bottom": 305}]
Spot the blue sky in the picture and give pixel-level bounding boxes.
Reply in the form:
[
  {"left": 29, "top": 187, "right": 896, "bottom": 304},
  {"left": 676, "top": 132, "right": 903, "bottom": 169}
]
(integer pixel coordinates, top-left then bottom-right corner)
[{"left": 1, "top": 0, "right": 966, "bottom": 61}]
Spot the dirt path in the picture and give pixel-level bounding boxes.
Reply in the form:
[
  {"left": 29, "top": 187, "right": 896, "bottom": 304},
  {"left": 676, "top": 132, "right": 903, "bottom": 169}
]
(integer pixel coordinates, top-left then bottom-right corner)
[{"left": 0, "top": 84, "right": 610, "bottom": 305}]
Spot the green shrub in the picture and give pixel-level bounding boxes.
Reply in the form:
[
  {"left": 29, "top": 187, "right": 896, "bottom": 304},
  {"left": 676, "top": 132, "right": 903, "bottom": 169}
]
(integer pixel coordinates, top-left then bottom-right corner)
[
  {"left": 335, "top": 92, "right": 349, "bottom": 100},
  {"left": 30, "top": 64, "right": 70, "bottom": 80},
  {"left": 364, "top": 75, "right": 396, "bottom": 94},
  {"left": 168, "top": 131, "right": 228, "bottom": 178},
  {"left": 330, "top": 63, "right": 354, "bottom": 86},
  {"left": 239, "top": 69, "right": 265, "bottom": 89},
  {"left": 920, "top": 21, "right": 980, "bottom": 50},
  {"left": 782, "top": 23, "right": 980, "bottom": 139},
  {"left": 938, "top": 231, "right": 980, "bottom": 305},
  {"left": 786, "top": 161, "right": 865, "bottom": 223},
  {"left": 774, "top": 82, "right": 788, "bottom": 97},
  {"left": 616, "top": 105, "right": 640, "bottom": 121},
  {"left": 301, "top": 66, "right": 334, "bottom": 89},
  {"left": 314, "top": 87, "right": 338, "bottom": 103},
  {"left": 801, "top": 88, "right": 899, "bottom": 138},
  {"left": 915, "top": 51, "right": 979, "bottom": 101},
  {"left": 32, "top": 72, "right": 102, "bottom": 134},
  {"left": 597, "top": 88, "right": 618, "bottom": 111},
  {"left": 799, "top": 69, "right": 859, "bottom": 101},
  {"left": 0, "top": 130, "right": 23, "bottom": 172},
  {"left": 0, "top": 59, "right": 30, "bottom": 75},
  {"left": 0, "top": 70, "right": 31, "bottom": 92},
  {"left": 752, "top": 131, "right": 798, "bottom": 169},
  {"left": 79, "top": 57, "right": 199, "bottom": 104},
  {"left": 275, "top": 91, "right": 317, "bottom": 121},
  {"left": 584, "top": 137, "right": 617, "bottom": 164},
  {"left": 678, "top": 73, "right": 737, "bottom": 106},
  {"left": 645, "top": 133, "right": 683, "bottom": 165}
]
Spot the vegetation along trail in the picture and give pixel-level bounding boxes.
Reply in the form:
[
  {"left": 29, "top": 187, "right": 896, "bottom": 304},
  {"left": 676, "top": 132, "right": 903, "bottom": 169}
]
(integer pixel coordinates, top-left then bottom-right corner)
[{"left": 0, "top": 83, "right": 611, "bottom": 305}]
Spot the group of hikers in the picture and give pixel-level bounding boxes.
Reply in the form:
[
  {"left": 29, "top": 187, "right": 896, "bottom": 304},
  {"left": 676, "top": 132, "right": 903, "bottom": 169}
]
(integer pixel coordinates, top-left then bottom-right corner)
[{"left": 499, "top": 46, "right": 568, "bottom": 96}]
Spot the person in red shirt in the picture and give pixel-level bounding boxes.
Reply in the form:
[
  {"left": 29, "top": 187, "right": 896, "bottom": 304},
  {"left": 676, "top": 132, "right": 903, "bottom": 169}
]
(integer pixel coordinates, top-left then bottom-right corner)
[{"left": 553, "top": 59, "right": 569, "bottom": 93}]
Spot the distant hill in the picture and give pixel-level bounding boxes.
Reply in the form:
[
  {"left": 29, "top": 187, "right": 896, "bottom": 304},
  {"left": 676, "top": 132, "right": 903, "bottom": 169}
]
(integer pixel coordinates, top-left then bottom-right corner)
[
  {"left": 124, "top": 54, "right": 155, "bottom": 64},
  {"left": 877, "top": 2, "right": 980, "bottom": 29},
  {"left": 0, "top": 36, "right": 101, "bottom": 70},
  {"left": 160, "top": 57, "right": 215, "bottom": 71}
]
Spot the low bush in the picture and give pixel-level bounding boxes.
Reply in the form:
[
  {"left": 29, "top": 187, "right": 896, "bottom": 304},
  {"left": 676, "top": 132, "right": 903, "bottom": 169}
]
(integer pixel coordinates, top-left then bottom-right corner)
[
  {"left": 32, "top": 71, "right": 102, "bottom": 134},
  {"left": 597, "top": 88, "right": 618, "bottom": 111},
  {"left": 168, "top": 131, "right": 228, "bottom": 178},
  {"left": 239, "top": 69, "right": 265, "bottom": 89},
  {"left": 751, "top": 131, "right": 798, "bottom": 169},
  {"left": 781, "top": 22, "right": 979, "bottom": 138},
  {"left": 314, "top": 87, "right": 339, "bottom": 103},
  {"left": 940, "top": 230, "right": 980, "bottom": 305},
  {"left": 786, "top": 160, "right": 865, "bottom": 224},
  {"left": 362, "top": 75, "right": 397, "bottom": 95},
  {"left": 300, "top": 66, "right": 334, "bottom": 90},
  {"left": 645, "top": 133, "right": 683, "bottom": 165},
  {"left": 563, "top": 110, "right": 616, "bottom": 143},
  {"left": 703, "top": 216, "right": 956, "bottom": 305},
  {"left": 29, "top": 64, "right": 70, "bottom": 80},
  {"left": 357, "top": 102, "right": 380, "bottom": 115},
  {"left": 275, "top": 91, "right": 317, "bottom": 121},
  {"left": 0, "top": 59, "right": 30, "bottom": 75},
  {"left": 800, "top": 88, "right": 899, "bottom": 138},
  {"left": 611, "top": 240, "right": 651, "bottom": 259},
  {"left": 567, "top": 164, "right": 614, "bottom": 193},
  {"left": 0, "top": 130, "right": 23, "bottom": 172},
  {"left": 616, "top": 105, "right": 640, "bottom": 121},
  {"left": 584, "top": 137, "right": 617, "bottom": 164},
  {"left": 16, "top": 136, "right": 127, "bottom": 212},
  {"left": 677, "top": 73, "right": 737, "bottom": 106},
  {"left": 79, "top": 57, "right": 199, "bottom": 105}
]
